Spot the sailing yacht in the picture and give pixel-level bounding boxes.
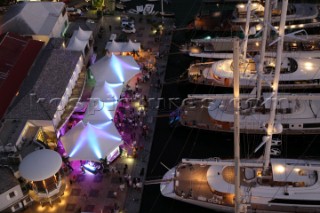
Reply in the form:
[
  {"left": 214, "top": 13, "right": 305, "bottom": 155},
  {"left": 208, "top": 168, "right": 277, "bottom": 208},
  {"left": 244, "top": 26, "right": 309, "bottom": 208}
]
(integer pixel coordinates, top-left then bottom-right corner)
[
  {"left": 232, "top": 2, "right": 320, "bottom": 30},
  {"left": 187, "top": 1, "right": 320, "bottom": 88},
  {"left": 179, "top": 93, "right": 320, "bottom": 134},
  {"left": 161, "top": 1, "right": 320, "bottom": 212},
  {"left": 188, "top": 56, "right": 320, "bottom": 89},
  {"left": 185, "top": 35, "right": 320, "bottom": 58}
]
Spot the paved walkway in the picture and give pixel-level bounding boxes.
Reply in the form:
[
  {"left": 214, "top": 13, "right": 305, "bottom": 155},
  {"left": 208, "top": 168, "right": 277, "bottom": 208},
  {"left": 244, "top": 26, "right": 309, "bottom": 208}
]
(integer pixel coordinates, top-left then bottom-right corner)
[{"left": 22, "top": 12, "right": 174, "bottom": 213}]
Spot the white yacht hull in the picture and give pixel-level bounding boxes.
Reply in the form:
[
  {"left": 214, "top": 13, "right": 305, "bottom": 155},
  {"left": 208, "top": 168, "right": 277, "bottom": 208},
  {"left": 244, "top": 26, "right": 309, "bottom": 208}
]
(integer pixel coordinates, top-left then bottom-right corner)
[
  {"left": 161, "top": 159, "right": 320, "bottom": 213},
  {"left": 179, "top": 93, "right": 320, "bottom": 134}
]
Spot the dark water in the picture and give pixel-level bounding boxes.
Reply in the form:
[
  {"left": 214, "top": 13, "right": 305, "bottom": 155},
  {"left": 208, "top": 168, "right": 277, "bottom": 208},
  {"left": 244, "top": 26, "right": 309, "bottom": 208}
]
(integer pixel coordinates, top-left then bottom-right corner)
[{"left": 137, "top": 1, "right": 320, "bottom": 212}]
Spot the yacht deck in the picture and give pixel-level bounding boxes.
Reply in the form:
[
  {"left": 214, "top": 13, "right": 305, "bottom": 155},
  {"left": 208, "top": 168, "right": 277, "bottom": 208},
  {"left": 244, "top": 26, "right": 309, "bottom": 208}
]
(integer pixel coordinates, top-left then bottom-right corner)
[{"left": 174, "top": 164, "right": 234, "bottom": 205}]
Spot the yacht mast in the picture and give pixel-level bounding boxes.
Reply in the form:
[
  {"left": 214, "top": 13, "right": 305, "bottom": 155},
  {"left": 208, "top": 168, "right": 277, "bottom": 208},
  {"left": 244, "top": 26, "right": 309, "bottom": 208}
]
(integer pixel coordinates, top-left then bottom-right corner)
[
  {"left": 161, "top": 0, "right": 164, "bottom": 23},
  {"left": 233, "top": 38, "right": 241, "bottom": 213},
  {"left": 263, "top": 0, "right": 288, "bottom": 172},
  {"left": 256, "top": 0, "right": 271, "bottom": 100},
  {"left": 241, "top": 0, "right": 252, "bottom": 59}
]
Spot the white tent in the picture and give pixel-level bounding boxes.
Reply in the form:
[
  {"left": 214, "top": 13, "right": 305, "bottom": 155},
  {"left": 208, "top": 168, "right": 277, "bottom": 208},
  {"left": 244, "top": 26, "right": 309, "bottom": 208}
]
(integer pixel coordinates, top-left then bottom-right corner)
[
  {"left": 123, "top": 39, "right": 140, "bottom": 52},
  {"left": 105, "top": 40, "right": 140, "bottom": 53},
  {"left": 67, "top": 36, "right": 88, "bottom": 54},
  {"left": 91, "top": 81, "right": 124, "bottom": 102},
  {"left": 76, "top": 27, "right": 92, "bottom": 41},
  {"left": 67, "top": 27, "right": 92, "bottom": 54},
  {"left": 83, "top": 99, "right": 118, "bottom": 123},
  {"left": 90, "top": 54, "right": 140, "bottom": 83},
  {"left": 60, "top": 121, "right": 122, "bottom": 161},
  {"left": 87, "top": 119, "right": 120, "bottom": 134},
  {"left": 105, "top": 40, "right": 122, "bottom": 52}
]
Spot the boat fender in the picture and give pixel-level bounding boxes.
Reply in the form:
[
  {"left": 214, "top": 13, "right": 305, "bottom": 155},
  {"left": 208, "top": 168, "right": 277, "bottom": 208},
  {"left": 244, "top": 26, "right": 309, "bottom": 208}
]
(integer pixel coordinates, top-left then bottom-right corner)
[
  {"left": 224, "top": 78, "right": 231, "bottom": 87},
  {"left": 273, "top": 123, "right": 283, "bottom": 134}
]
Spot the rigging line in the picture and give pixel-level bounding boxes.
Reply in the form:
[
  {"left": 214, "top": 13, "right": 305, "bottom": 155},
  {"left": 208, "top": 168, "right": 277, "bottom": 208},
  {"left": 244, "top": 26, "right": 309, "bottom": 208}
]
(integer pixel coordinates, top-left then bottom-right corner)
[
  {"left": 188, "top": 128, "right": 201, "bottom": 157},
  {"left": 269, "top": 134, "right": 320, "bottom": 201},
  {"left": 150, "top": 123, "right": 179, "bottom": 174},
  {"left": 308, "top": 100, "right": 317, "bottom": 118},
  {"left": 298, "top": 134, "right": 320, "bottom": 159},
  {"left": 178, "top": 0, "right": 200, "bottom": 28},
  {"left": 148, "top": 187, "right": 165, "bottom": 213},
  {"left": 174, "top": 128, "right": 194, "bottom": 165}
]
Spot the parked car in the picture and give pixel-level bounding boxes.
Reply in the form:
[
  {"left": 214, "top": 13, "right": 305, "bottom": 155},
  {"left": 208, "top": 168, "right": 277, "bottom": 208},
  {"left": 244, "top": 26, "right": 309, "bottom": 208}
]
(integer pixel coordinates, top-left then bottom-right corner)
[
  {"left": 66, "top": 7, "right": 82, "bottom": 16},
  {"left": 122, "top": 25, "right": 136, "bottom": 34},
  {"left": 121, "top": 15, "right": 135, "bottom": 28}
]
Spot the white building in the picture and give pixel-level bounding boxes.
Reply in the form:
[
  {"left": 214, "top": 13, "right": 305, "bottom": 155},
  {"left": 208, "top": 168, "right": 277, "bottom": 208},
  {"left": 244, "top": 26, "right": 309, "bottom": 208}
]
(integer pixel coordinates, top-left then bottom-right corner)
[
  {"left": 1, "top": 2, "right": 69, "bottom": 43},
  {"left": 0, "top": 167, "right": 30, "bottom": 213}
]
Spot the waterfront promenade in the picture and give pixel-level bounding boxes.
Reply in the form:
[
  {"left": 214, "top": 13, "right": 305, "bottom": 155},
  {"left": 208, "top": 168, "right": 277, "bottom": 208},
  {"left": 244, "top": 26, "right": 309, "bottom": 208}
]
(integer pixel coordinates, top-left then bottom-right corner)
[{"left": 22, "top": 12, "right": 174, "bottom": 213}]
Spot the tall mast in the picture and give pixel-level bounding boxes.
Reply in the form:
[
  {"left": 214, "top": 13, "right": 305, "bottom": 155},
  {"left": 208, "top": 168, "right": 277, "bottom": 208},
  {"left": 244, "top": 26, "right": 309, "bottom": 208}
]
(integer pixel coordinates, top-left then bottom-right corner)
[
  {"left": 233, "top": 38, "right": 241, "bottom": 213},
  {"left": 161, "top": 0, "right": 164, "bottom": 23},
  {"left": 256, "top": 0, "right": 271, "bottom": 100},
  {"left": 263, "top": 0, "right": 288, "bottom": 172},
  {"left": 242, "top": 0, "right": 251, "bottom": 60}
]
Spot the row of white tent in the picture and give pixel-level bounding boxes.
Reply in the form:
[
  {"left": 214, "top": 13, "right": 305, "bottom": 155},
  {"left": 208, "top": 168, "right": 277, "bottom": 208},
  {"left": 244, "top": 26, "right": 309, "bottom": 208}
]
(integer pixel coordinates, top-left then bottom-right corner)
[
  {"left": 105, "top": 39, "right": 140, "bottom": 53},
  {"left": 67, "top": 27, "right": 93, "bottom": 55},
  {"left": 60, "top": 55, "right": 141, "bottom": 162}
]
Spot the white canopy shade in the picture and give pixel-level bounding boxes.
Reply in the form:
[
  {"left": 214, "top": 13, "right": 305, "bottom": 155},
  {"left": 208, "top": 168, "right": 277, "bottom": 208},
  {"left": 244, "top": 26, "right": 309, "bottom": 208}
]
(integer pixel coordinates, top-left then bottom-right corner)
[
  {"left": 67, "top": 27, "right": 92, "bottom": 54},
  {"left": 83, "top": 99, "right": 118, "bottom": 123},
  {"left": 67, "top": 36, "right": 88, "bottom": 55},
  {"left": 124, "top": 39, "right": 140, "bottom": 52},
  {"left": 105, "top": 40, "right": 140, "bottom": 53},
  {"left": 76, "top": 27, "right": 92, "bottom": 41},
  {"left": 91, "top": 81, "right": 124, "bottom": 102},
  {"left": 87, "top": 119, "right": 120, "bottom": 134},
  {"left": 60, "top": 121, "right": 122, "bottom": 161},
  {"left": 105, "top": 40, "right": 122, "bottom": 52},
  {"left": 90, "top": 54, "right": 140, "bottom": 83},
  {"left": 19, "top": 149, "right": 62, "bottom": 181}
]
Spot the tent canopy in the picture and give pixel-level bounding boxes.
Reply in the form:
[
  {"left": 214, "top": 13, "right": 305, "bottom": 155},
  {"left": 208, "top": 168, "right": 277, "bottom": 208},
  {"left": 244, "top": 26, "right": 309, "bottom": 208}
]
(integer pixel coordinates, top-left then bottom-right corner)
[
  {"left": 67, "top": 27, "right": 92, "bottom": 54},
  {"left": 60, "top": 121, "right": 122, "bottom": 161},
  {"left": 105, "top": 39, "right": 140, "bottom": 53},
  {"left": 90, "top": 54, "right": 140, "bottom": 83},
  {"left": 83, "top": 99, "right": 118, "bottom": 123},
  {"left": 91, "top": 81, "right": 123, "bottom": 102},
  {"left": 67, "top": 36, "right": 87, "bottom": 54},
  {"left": 76, "top": 27, "right": 92, "bottom": 41}
]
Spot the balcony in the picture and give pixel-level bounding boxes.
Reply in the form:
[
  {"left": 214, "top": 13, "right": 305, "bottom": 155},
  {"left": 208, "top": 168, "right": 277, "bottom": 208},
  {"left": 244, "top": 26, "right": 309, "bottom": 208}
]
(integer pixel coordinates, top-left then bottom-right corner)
[{"left": 56, "top": 69, "right": 86, "bottom": 130}]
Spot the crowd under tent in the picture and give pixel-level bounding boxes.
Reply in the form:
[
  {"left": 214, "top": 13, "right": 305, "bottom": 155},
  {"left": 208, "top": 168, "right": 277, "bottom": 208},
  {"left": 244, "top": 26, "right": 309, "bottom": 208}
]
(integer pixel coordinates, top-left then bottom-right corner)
[
  {"left": 91, "top": 81, "right": 124, "bottom": 102},
  {"left": 60, "top": 121, "right": 122, "bottom": 162},
  {"left": 90, "top": 54, "right": 140, "bottom": 84}
]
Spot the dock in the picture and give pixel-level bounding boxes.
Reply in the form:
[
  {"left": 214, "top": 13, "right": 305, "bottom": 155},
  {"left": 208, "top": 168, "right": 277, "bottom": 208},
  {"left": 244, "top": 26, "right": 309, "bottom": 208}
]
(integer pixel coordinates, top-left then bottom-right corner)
[{"left": 21, "top": 11, "right": 174, "bottom": 213}]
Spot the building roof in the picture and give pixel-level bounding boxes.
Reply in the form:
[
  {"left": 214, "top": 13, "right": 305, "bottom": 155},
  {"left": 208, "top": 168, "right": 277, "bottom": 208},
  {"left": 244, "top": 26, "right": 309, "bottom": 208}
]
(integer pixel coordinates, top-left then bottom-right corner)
[
  {"left": 0, "top": 167, "right": 19, "bottom": 194},
  {"left": 5, "top": 39, "right": 82, "bottom": 120},
  {"left": 19, "top": 149, "right": 62, "bottom": 181},
  {"left": 0, "top": 119, "right": 27, "bottom": 148},
  {"left": 0, "top": 32, "right": 44, "bottom": 119},
  {"left": 1, "top": 2, "right": 65, "bottom": 35}
]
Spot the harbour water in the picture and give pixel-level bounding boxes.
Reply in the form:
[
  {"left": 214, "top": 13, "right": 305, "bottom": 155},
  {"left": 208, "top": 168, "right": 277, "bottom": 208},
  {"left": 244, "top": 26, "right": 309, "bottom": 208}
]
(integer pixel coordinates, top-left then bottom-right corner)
[{"left": 136, "top": 1, "right": 320, "bottom": 212}]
